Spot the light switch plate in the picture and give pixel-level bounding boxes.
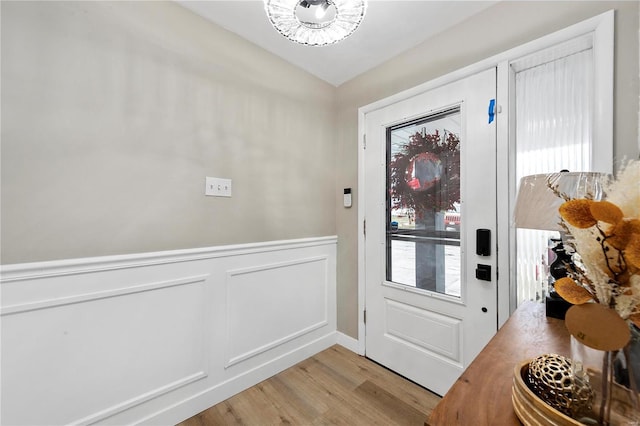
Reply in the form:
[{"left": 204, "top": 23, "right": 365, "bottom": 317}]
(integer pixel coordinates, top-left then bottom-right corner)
[{"left": 205, "top": 177, "right": 232, "bottom": 197}]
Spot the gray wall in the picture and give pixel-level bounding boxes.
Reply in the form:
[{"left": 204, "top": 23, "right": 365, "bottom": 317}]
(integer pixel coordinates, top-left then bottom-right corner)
[
  {"left": 2, "top": 1, "right": 639, "bottom": 340},
  {"left": 1, "top": 1, "right": 337, "bottom": 264},
  {"left": 335, "top": 1, "right": 640, "bottom": 338}
]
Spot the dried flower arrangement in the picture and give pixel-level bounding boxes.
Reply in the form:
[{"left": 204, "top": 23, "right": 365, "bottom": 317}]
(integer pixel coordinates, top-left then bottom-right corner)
[
  {"left": 551, "top": 160, "right": 640, "bottom": 350},
  {"left": 548, "top": 160, "right": 640, "bottom": 426}
]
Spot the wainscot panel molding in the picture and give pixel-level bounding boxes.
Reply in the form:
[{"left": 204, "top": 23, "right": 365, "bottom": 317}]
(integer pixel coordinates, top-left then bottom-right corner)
[{"left": 0, "top": 236, "right": 338, "bottom": 425}]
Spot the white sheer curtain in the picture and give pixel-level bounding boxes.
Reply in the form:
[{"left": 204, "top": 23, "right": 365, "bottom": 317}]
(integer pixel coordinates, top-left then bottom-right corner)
[{"left": 514, "top": 47, "right": 593, "bottom": 305}]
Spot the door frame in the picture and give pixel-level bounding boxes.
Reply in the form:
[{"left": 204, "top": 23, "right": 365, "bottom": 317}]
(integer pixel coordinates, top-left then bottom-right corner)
[{"left": 356, "top": 11, "right": 614, "bottom": 355}]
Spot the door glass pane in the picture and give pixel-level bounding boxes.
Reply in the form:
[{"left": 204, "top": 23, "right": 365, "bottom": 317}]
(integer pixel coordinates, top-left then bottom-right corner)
[{"left": 386, "top": 108, "right": 461, "bottom": 297}]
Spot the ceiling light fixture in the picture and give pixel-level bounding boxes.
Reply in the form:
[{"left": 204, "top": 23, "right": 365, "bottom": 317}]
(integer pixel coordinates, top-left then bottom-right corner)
[{"left": 264, "top": 0, "right": 367, "bottom": 46}]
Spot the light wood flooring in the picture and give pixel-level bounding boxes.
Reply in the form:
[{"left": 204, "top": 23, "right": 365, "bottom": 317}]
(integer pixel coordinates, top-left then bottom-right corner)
[{"left": 179, "top": 345, "right": 441, "bottom": 426}]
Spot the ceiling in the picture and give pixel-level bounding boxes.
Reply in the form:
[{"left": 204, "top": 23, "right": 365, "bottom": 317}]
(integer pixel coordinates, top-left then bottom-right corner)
[{"left": 175, "top": 1, "right": 498, "bottom": 87}]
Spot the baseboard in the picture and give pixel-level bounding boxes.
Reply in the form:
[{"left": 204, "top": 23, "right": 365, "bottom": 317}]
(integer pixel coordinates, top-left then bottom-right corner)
[
  {"left": 152, "top": 331, "right": 358, "bottom": 424},
  {"left": 336, "top": 331, "right": 361, "bottom": 354},
  {"left": 141, "top": 332, "right": 337, "bottom": 425}
]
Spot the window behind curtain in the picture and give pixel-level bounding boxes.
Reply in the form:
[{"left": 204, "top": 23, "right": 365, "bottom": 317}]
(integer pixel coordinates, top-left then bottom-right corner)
[{"left": 513, "top": 36, "right": 594, "bottom": 305}]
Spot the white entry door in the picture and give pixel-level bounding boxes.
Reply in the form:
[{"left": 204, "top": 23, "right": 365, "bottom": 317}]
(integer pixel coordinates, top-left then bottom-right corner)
[{"left": 364, "top": 68, "right": 498, "bottom": 396}]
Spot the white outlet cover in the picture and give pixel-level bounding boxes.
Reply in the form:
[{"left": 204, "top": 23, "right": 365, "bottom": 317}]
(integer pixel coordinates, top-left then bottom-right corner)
[{"left": 205, "top": 177, "right": 232, "bottom": 197}]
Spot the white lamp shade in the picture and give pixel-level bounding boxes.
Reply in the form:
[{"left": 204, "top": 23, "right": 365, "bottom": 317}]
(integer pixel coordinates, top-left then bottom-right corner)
[{"left": 513, "top": 172, "right": 610, "bottom": 231}]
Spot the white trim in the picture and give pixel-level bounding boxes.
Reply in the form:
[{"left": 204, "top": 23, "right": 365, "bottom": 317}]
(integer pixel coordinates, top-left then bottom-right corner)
[
  {"left": 336, "top": 331, "right": 360, "bottom": 354},
  {"left": 496, "top": 60, "right": 512, "bottom": 327},
  {"left": 72, "top": 372, "right": 208, "bottom": 426},
  {"left": 225, "top": 321, "right": 329, "bottom": 368},
  {"left": 358, "top": 10, "right": 614, "bottom": 348},
  {"left": 358, "top": 11, "right": 614, "bottom": 117},
  {"left": 506, "top": 60, "right": 519, "bottom": 320},
  {"left": 139, "top": 332, "right": 337, "bottom": 425},
  {"left": 357, "top": 112, "right": 367, "bottom": 356},
  {"left": 0, "top": 236, "right": 337, "bottom": 283},
  {"left": 0, "top": 274, "right": 209, "bottom": 316},
  {"left": 592, "top": 10, "right": 614, "bottom": 173},
  {"left": 224, "top": 256, "right": 331, "bottom": 368}
]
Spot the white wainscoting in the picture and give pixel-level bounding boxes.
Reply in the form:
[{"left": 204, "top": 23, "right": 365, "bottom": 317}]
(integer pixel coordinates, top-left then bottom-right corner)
[{"left": 1, "top": 236, "right": 338, "bottom": 425}]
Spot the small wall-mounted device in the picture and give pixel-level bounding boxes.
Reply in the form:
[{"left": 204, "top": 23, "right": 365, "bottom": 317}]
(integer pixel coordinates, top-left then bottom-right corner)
[{"left": 343, "top": 188, "right": 352, "bottom": 208}]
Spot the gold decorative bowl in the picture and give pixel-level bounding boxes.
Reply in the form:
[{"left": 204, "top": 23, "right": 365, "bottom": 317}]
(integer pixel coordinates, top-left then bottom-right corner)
[{"left": 512, "top": 360, "right": 583, "bottom": 426}]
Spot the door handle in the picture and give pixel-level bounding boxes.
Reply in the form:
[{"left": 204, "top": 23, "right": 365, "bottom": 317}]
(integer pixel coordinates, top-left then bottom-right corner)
[{"left": 476, "top": 228, "right": 491, "bottom": 256}]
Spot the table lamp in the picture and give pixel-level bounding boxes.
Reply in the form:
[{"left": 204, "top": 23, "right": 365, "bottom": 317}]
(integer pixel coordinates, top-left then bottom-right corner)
[{"left": 513, "top": 171, "right": 610, "bottom": 319}]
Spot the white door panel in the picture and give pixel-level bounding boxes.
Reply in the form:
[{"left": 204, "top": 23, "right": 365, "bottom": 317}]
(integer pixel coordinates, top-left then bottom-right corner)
[{"left": 364, "top": 68, "right": 498, "bottom": 396}]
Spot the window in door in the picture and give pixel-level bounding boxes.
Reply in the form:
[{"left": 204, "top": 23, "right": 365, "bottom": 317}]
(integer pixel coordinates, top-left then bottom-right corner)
[{"left": 386, "top": 107, "right": 461, "bottom": 297}]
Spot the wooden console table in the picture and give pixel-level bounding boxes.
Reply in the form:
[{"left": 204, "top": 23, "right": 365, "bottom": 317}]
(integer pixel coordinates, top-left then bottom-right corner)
[{"left": 428, "top": 301, "right": 571, "bottom": 425}]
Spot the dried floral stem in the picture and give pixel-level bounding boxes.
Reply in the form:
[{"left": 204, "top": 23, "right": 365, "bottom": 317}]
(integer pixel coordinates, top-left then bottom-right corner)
[
  {"left": 600, "top": 351, "right": 613, "bottom": 426},
  {"left": 622, "top": 344, "right": 640, "bottom": 412},
  {"left": 596, "top": 224, "right": 627, "bottom": 282}
]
